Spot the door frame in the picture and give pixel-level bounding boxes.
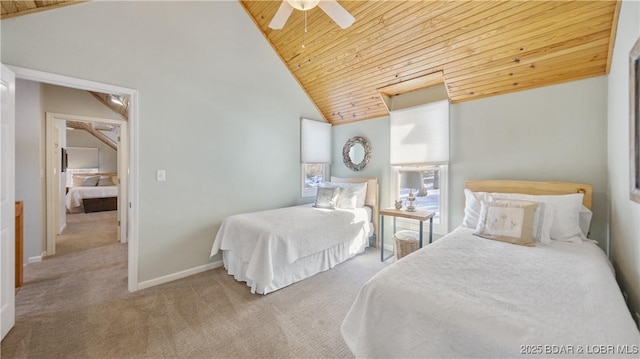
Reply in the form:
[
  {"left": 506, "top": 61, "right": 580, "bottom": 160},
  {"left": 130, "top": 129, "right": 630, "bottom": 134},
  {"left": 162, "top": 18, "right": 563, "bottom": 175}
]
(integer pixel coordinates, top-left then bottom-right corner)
[
  {"left": 45, "top": 113, "right": 128, "bottom": 254},
  {"left": 10, "top": 66, "right": 140, "bottom": 292},
  {"left": 1, "top": 64, "right": 16, "bottom": 339}
]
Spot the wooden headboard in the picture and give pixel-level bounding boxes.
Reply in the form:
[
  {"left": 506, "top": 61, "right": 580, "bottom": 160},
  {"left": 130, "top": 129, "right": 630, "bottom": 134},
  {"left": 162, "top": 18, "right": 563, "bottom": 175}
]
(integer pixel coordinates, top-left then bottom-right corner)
[
  {"left": 465, "top": 180, "right": 593, "bottom": 209},
  {"left": 331, "top": 176, "right": 380, "bottom": 244}
]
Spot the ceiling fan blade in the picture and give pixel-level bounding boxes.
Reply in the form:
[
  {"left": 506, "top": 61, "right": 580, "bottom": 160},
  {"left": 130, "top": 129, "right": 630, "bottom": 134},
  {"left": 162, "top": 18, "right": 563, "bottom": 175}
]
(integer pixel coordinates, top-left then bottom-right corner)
[
  {"left": 317, "top": 0, "right": 355, "bottom": 29},
  {"left": 268, "top": 1, "right": 294, "bottom": 29}
]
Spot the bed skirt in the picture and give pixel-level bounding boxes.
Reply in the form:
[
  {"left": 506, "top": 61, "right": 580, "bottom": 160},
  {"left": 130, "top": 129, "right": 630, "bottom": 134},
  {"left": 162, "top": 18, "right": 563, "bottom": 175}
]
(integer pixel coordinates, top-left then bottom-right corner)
[{"left": 222, "top": 234, "right": 369, "bottom": 294}]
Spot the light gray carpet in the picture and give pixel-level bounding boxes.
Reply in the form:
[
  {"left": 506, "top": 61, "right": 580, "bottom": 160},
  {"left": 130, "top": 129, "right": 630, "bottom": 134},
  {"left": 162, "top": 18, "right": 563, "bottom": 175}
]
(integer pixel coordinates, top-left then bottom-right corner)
[{"left": 1, "top": 212, "right": 389, "bottom": 359}]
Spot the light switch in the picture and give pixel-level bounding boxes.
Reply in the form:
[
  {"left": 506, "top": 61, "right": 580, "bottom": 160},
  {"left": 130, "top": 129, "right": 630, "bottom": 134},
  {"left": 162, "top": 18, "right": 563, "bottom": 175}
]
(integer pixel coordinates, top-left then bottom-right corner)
[{"left": 156, "top": 170, "right": 166, "bottom": 182}]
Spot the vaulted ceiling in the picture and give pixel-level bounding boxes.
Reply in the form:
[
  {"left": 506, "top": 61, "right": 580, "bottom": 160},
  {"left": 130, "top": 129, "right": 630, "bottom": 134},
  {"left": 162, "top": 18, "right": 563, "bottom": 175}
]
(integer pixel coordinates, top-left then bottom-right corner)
[
  {"left": 242, "top": 0, "right": 619, "bottom": 125},
  {"left": 2, "top": 1, "right": 620, "bottom": 126}
]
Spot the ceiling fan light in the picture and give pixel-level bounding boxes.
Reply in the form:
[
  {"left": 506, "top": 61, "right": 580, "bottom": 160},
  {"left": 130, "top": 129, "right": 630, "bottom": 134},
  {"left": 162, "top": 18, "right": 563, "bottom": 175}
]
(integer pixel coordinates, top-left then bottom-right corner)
[{"left": 287, "top": 0, "right": 320, "bottom": 11}]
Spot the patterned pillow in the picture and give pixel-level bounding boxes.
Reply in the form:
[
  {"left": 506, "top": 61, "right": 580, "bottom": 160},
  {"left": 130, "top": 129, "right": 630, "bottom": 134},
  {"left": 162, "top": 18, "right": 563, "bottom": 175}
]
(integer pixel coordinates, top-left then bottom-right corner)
[
  {"left": 314, "top": 187, "right": 340, "bottom": 209},
  {"left": 474, "top": 200, "right": 539, "bottom": 246}
]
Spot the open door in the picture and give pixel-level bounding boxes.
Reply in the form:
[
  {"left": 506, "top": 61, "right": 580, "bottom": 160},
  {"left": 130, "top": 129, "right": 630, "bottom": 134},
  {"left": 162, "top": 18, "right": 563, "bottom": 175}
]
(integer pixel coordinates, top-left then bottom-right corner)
[{"left": 1, "top": 64, "right": 16, "bottom": 339}]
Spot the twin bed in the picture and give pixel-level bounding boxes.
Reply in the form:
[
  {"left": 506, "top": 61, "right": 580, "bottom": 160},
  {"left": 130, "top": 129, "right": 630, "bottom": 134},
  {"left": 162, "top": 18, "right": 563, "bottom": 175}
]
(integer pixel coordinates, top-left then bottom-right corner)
[
  {"left": 341, "top": 180, "right": 640, "bottom": 357},
  {"left": 210, "top": 178, "right": 639, "bottom": 356},
  {"left": 210, "top": 177, "right": 378, "bottom": 294}
]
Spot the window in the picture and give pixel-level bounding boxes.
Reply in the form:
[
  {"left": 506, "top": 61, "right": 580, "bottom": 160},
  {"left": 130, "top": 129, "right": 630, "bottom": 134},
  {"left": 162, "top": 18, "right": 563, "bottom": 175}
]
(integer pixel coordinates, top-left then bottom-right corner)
[
  {"left": 389, "top": 100, "right": 450, "bottom": 235},
  {"left": 300, "top": 118, "right": 332, "bottom": 197},
  {"left": 301, "top": 163, "right": 330, "bottom": 198},
  {"left": 392, "top": 165, "right": 448, "bottom": 234}
]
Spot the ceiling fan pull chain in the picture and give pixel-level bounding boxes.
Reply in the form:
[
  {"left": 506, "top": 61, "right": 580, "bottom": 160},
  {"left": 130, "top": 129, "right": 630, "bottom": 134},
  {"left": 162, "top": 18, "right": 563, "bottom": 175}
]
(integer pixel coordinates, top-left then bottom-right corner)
[{"left": 302, "top": 11, "right": 308, "bottom": 49}]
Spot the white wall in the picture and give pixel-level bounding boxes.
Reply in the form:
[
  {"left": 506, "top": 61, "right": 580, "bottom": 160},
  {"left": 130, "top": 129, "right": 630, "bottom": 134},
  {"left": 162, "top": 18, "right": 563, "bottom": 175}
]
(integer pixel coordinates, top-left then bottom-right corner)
[
  {"left": 607, "top": 0, "right": 640, "bottom": 322},
  {"left": 450, "top": 76, "right": 609, "bottom": 247},
  {"left": 67, "top": 130, "right": 117, "bottom": 173},
  {"left": 333, "top": 76, "right": 609, "bottom": 249},
  {"left": 15, "top": 79, "right": 45, "bottom": 263},
  {"left": 1, "top": 1, "right": 322, "bottom": 283}
]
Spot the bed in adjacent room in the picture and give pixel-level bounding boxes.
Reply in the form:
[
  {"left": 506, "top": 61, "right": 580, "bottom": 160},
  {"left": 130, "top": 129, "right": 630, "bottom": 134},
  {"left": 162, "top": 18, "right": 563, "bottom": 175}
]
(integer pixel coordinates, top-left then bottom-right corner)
[
  {"left": 210, "top": 177, "right": 378, "bottom": 294},
  {"left": 65, "top": 174, "right": 118, "bottom": 213},
  {"left": 341, "top": 180, "right": 640, "bottom": 358}
]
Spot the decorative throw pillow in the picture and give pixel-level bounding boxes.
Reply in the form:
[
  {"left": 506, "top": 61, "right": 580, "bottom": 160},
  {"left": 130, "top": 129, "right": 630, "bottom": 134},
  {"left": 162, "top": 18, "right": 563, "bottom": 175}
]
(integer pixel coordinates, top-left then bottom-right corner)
[
  {"left": 474, "top": 200, "right": 539, "bottom": 247},
  {"left": 314, "top": 187, "right": 340, "bottom": 209},
  {"left": 490, "top": 195, "right": 554, "bottom": 244},
  {"left": 81, "top": 175, "right": 100, "bottom": 187}
]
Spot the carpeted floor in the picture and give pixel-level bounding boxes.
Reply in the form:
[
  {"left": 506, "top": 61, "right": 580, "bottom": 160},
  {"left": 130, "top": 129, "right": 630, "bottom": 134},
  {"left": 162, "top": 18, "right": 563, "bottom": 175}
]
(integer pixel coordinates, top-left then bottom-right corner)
[{"left": 1, "top": 212, "right": 389, "bottom": 359}]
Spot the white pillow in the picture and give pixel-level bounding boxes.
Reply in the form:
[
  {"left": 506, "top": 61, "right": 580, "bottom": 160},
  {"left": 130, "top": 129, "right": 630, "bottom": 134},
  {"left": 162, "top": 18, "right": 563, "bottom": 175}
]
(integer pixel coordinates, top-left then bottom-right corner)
[
  {"left": 81, "top": 175, "right": 100, "bottom": 187},
  {"left": 578, "top": 205, "right": 593, "bottom": 238},
  {"left": 324, "top": 182, "right": 368, "bottom": 208},
  {"left": 488, "top": 192, "right": 584, "bottom": 242},
  {"left": 462, "top": 189, "right": 491, "bottom": 229},
  {"left": 489, "top": 194, "right": 554, "bottom": 245}
]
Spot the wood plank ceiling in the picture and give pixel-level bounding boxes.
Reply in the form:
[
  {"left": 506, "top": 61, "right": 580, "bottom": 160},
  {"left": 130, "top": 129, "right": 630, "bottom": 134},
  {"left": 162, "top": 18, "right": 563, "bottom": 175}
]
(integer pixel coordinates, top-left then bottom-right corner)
[
  {"left": 2, "top": 1, "right": 620, "bottom": 126},
  {"left": 241, "top": 0, "right": 620, "bottom": 125},
  {"left": 0, "top": 0, "right": 80, "bottom": 19}
]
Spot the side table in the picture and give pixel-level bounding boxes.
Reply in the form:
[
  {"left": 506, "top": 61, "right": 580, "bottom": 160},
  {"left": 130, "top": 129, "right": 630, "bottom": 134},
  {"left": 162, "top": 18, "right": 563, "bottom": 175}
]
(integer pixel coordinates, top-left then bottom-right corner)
[{"left": 379, "top": 208, "right": 435, "bottom": 262}]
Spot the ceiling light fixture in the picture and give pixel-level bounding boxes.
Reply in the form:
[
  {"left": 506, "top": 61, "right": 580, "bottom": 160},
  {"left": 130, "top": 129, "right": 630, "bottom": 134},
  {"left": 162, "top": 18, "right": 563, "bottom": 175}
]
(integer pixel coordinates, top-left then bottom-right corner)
[{"left": 287, "top": 0, "right": 320, "bottom": 11}]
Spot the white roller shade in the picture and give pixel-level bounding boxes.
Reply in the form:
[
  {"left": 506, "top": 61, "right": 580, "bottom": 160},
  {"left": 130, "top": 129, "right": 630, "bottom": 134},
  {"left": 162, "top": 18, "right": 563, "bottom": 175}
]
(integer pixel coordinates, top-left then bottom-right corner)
[
  {"left": 301, "top": 118, "right": 332, "bottom": 163},
  {"left": 67, "top": 147, "right": 99, "bottom": 168},
  {"left": 390, "top": 100, "right": 449, "bottom": 166}
]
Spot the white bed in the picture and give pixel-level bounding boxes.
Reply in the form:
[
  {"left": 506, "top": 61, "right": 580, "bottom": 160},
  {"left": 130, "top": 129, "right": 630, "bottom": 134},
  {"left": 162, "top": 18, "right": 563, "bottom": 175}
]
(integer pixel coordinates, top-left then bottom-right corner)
[
  {"left": 65, "top": 186, "right": 118, "bottom": 213},
  {"left": 341, "top": 180, "right": 640, "bottom": 358},
  {"left": 210, "top": 177, "right": 379, "bottom": 294}
]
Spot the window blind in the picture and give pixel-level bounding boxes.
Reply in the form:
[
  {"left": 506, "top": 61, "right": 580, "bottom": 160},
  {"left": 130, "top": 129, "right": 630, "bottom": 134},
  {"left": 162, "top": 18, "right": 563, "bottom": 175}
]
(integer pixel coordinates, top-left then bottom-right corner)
[
  {"left": 390, "top": 100, "right": 449, "bottom": 166},
  {"left": 67, "top": 147, "right": 99, "bottom": 169},
  {"left": 301, "top": 118, "right": 332, "bottom": 163}
]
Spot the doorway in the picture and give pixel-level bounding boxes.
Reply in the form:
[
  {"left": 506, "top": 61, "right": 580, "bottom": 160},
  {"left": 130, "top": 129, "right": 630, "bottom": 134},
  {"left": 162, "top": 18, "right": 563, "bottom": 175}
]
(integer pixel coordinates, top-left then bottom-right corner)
[
  {"left": 46, "top": 113, "right": 128, "bottom": 256},
  {"left": 10, "top": 66, "right": 139, "bottom": 292}
]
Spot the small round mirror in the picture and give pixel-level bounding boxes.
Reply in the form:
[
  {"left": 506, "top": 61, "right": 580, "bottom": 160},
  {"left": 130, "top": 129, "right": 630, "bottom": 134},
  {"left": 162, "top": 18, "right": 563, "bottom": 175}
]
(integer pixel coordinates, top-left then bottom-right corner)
[{"left": 342, "top": 136, "right": 371, "bottom": 171}]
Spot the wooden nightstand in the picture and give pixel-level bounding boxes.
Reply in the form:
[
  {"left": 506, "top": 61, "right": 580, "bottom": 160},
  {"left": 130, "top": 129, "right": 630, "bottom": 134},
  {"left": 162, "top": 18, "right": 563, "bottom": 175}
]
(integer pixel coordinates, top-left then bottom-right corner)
[{"left": 379, "top": 208, "right": 435, "bottom": 262}]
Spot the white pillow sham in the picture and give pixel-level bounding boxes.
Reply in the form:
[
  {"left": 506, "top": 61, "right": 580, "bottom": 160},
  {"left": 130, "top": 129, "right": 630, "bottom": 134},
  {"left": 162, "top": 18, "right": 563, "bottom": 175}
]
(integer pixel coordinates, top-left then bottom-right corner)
[
  {"left": 462, "top": 189, "right": 491, "bottom": 229},
  {"left": 578, "top": 205, "right": 593, "bottom": 238},
  {"left": 324, "top": 181, "right": 368, "bottom": 208}
]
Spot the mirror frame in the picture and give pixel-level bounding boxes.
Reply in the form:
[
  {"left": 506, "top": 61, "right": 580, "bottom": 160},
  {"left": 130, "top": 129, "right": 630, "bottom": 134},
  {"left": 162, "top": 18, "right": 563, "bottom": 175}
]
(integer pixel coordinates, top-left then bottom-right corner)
[{"left": 342, "top": 136, "right": 371, "bottom": 171}]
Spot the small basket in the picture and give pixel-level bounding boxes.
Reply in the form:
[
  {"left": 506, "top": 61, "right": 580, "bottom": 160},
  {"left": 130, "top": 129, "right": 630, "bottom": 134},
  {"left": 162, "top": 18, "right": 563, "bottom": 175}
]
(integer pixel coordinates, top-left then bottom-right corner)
[{"left": 394, "top": 230, "right": 419, "bottom": 259}]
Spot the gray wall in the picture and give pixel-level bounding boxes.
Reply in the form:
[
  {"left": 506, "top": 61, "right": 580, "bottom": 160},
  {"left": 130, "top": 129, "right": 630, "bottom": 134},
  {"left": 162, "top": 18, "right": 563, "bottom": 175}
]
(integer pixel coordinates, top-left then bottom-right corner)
[
  {"left": 2, "top": 1, "right": 322, "bottom": 283},
  {"left": 333, "top": 76, "right": 608, "bottom": 249},
  {"left": 607, "top": 0, "right": 640, "bottom": 323},
  {"left": 13, "top": 81, "right": 135, "bottom": 263},
  {"left": 15, "top": 79, "right": 45, "bottom": 263}
]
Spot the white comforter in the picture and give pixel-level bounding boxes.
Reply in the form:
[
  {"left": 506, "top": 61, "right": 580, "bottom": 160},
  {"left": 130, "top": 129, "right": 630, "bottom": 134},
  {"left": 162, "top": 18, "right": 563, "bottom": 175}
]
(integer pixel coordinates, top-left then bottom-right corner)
[
  {"left": 341, "top": 227, "right": 640, "bottom": 358},
  {"left": 65, "top": 186, "right": 118, "bottom": 210},
  {"left": 210, "top": 204, "right": 372, "bottom": 292}
]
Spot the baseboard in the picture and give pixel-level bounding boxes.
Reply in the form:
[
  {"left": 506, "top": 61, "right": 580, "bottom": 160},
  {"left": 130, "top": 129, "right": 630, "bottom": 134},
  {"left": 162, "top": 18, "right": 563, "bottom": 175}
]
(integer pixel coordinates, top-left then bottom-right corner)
[
  {"left": 27, "top": 251, "right": 47, "bottom": 265},
  {"left": 137, "top": 260, "right": 223, "bottom": 290}
]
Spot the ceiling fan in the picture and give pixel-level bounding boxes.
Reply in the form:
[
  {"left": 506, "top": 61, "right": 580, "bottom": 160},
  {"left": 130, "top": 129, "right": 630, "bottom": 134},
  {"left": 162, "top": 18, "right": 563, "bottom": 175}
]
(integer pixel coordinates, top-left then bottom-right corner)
[{"left": 268, "top": 0, "right": 355, "bottom": 30}]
